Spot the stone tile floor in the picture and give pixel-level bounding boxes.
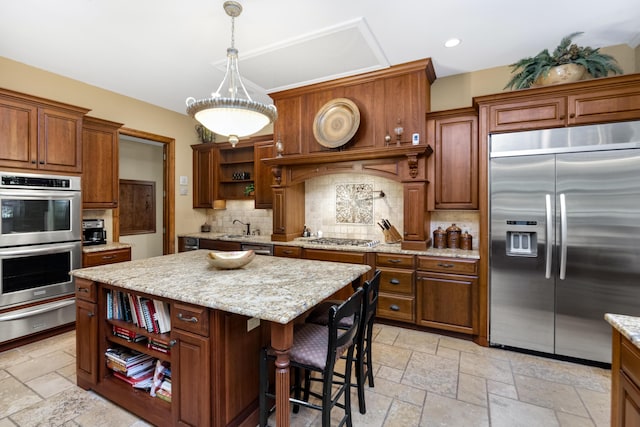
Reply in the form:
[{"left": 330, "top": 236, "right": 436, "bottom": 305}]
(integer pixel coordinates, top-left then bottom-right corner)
[{"left": 0, "top": 323, "right": 611, "bottom": 426}]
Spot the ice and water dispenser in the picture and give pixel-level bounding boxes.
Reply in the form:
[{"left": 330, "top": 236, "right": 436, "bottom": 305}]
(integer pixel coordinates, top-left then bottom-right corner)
[{"left": 505, "top": 220, "right": 538, "bottom": 257}]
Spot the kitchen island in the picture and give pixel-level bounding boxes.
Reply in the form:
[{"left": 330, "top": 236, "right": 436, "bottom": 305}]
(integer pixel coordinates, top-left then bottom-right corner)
[
  {"left": 71, "top": 250, "right": 370, "bottom": 427},
  {"left": 606, "top": 314, "right": 640, "bottom": 427}
]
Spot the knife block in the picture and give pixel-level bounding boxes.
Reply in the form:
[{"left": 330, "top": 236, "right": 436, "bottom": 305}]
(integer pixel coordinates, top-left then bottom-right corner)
[{"left": 383, "top": 226, "right": 402, "bottom": 243}]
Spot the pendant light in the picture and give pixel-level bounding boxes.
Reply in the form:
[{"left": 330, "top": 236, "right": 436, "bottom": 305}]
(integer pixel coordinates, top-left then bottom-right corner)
[{"left": 186, "top": 1, "right": 277, "bottom": 147}]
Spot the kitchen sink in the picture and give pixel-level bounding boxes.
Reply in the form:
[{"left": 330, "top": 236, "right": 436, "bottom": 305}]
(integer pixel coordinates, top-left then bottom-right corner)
[{"left": 223, "top": 234, "right": 249, "bottom": 239}]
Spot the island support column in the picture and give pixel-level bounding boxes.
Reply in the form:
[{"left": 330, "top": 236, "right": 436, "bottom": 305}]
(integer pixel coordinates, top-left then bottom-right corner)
[{"left": 270, "top": 321, "right": 294, "bottom": 426}]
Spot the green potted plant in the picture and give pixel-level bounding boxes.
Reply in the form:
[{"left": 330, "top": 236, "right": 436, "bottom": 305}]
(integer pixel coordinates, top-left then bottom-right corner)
[
  {"left": 504, "top": 32, "right": 623, "bottom": 90},
  {"left": 243, "top": 183, "right": 255, "bottom": 197}
]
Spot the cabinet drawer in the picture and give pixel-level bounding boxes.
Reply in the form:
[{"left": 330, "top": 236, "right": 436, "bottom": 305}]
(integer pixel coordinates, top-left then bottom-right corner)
[
  {"left": 274, "top": 245, "right": 301, "bottom": 258},
  {"left": 302, "top": 248, "right": 367, "bottom": 264},
  {"left": 379, "top": 268, "right": 414, "bottom": 295},
  {"left": 377, "top": 294, "right": 414, "bottom": 322},
  {"left": 417, "top": 256, "right": 478, "bottom": 275},
  {"left": 622, "top": 338, "right": 640, "bottom": 388},
  {"left": 83, "top": 247, "right": 131, "bottom": 267},
  {"left": 172, "top": 302, "right": 210, "bottom": 337},
  {"left": 75, "top": 278, "right": 97, "bottom": 303},
  {"left": 375, "top": 253, "right": 415, "bottom": 269}
]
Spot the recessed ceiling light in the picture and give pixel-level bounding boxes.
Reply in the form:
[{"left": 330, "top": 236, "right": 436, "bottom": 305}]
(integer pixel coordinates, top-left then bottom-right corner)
[{"left": 444, "top": 38, "right": 461, "bottom": 48}]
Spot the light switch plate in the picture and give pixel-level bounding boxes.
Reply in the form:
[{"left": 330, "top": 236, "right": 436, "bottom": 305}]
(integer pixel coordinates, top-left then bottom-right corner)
[
  {"left": 179, "top": 175, "right": 188, "bottom": 185},
  {"left": 247, "top": 317, "right": 260, "bottom": 332},
  {"left": 179, "top": 186, "right": 188, "bottom": 196}
]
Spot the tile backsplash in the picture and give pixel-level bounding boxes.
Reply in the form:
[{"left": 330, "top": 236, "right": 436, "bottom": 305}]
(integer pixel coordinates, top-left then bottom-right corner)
[{"left": 208, "top": 174, "right": 479, "bottom": 248}]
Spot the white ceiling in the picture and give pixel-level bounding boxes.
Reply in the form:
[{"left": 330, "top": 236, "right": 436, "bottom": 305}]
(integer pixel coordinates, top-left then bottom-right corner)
[{"left": 2, "top": 0, "right": 639, "bottom": 115}]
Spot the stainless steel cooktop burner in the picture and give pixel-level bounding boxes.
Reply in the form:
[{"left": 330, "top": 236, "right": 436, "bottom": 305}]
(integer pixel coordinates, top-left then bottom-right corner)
[{"left": 308, "top": 237, "right": 380, "bottom": 247}]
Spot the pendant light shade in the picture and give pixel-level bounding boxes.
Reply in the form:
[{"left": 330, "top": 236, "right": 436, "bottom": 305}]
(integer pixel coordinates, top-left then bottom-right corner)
[{"left": 186, "top": 1, "right": 277, "bottom": 147}]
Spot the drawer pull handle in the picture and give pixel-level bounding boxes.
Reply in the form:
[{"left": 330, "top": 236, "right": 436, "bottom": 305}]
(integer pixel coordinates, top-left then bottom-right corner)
[
  {"left": 390, "top": 278, "right": 400, "bottom": 285},
  {"left": 283, "top": 250, "right": 293, "bottom": 254},
  {"left": 102, "top": 255, "right": 116, "bottom": 260},
  {"left": 87, "top": 312, "right": 95, "bottom": 318},
  {"left": 177, "top": 313, "right": 198, "bottom": 323},
  {"left": 388, "top": 259, "right": 401, "bottom": 264},
  {"left": 437, "top": 263, "right": 455, "bottom": 268},
  {"left": 390, "top": 304, "right": 400, "bottom": 311},
  {"left": 78, "top": 288, "right": 89, "bottom": 293}
]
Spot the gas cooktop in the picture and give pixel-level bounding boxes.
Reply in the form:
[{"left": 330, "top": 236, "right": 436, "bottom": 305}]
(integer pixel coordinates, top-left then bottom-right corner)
[{"left": 308, "top": 237, "right": 380, "bottom": 247}]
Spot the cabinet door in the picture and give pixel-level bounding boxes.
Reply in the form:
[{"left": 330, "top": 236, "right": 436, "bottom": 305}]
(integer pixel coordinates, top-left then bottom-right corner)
[
  {"left": 38, "top": 107, "right": 83, "bottom": 172},
  {"left": 82, "top": 118, "right": 122, "bottom": 208},
  {"left": 0, "top": 96, "right": 38, "bottom": 169},
  {"left": 403, "top": 182, "right": 426, "bottom": 241},
  {"left": 271, "top": 183, "right": 305, "bottom": 241},
  {"left": 619, "top": 372, "right": 640, "bottom": 427},
  {"left": 192, "top": 143, "right": 216, "bottom": 208},
  {"left": 432, "top": 114, "right": 478, "bottom": 209},
  {"left": 417, "top": 272, "right": 477, "bottom": 334},
  {"left": 487, "top": 97, "right": 567, "bottom": 132},
  {"left": 274, "top": 96, "right": 303, "bottom": 155},
  {"left": 172, "top": 328, "right": 211, "bottom": 426},
  {"left": 76, "top": 299, "right": 98, "bottom": 387},
  {"left": 568, "top": 85, "right": 640, "bottom": 125},
  {"left": 254, "top": 139, "right": 274, "bottom": 209},
  {"left": 383, "top": 72, "right": 426, "bottom": 145}
]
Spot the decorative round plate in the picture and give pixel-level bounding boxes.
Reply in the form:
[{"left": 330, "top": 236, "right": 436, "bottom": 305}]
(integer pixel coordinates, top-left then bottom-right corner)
[{"left": 313, "top": 98, "right": 360, "bottom": 148}]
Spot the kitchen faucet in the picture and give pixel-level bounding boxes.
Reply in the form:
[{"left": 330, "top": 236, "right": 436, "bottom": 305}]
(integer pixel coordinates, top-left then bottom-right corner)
[{"left": 232, "top": 219, "right": 251, "bottom": 236}]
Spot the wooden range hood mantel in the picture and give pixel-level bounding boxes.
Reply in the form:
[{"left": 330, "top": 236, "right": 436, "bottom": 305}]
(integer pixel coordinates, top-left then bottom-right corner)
[{"left": 263, "top": 144, "right": 433, "bottom": 185}]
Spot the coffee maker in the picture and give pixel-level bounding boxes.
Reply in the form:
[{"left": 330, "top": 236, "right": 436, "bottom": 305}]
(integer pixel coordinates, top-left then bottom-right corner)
[{"left": 82, "top": 218, "right": 107, "bottom": 245}]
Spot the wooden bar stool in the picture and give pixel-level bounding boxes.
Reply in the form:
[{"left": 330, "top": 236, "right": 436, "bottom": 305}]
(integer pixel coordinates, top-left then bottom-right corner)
[
  {"left": 259, "top": 287, "right": 364, "bottom": 427},
  {"left": 304, "top": 270, "right": 381, "bottom": 414}
]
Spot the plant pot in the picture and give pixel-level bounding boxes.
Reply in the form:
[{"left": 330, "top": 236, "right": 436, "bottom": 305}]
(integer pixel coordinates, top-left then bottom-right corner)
[{"left": 533, "top": 63, "right": 589, "bottom": 87}]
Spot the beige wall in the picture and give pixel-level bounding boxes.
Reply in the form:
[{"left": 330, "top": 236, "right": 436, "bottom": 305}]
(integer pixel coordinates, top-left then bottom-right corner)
[
  {"left": 0, "top": 56, "right": 208, "bottom": 242},
  {"left": 431, "top": 44, "right": 639, "bottom": 111}
]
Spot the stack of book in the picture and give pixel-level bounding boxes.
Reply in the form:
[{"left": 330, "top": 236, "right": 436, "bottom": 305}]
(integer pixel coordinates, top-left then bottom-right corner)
[
  {"left": 147, "top": 337, "right": 171, "bottom": 355},
  {"left": 112, "top": 325, "right": 146, "bottom": 343},
  {"left": 155, "top": 379, "right": 172, "bottom": 403},
  {"left": 106, "top": 347, "right": 155, "bottom": 387}
]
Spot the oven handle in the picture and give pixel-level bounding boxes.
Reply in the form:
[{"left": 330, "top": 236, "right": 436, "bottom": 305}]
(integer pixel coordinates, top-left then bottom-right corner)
[
  {"left": 0, "top": 298, "right": 75, "bottom": 321},
  {"left": 0, "top": 241, "right": 80, "bottom": 257}
]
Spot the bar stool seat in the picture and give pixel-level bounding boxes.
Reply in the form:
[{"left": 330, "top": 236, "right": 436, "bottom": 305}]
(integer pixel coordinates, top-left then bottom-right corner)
[
  {"left": 305, "top": 270, "right": 381, "bottom": 414},
  {"left": 259, "top": 287, "right": 364, "bottom": 427}
]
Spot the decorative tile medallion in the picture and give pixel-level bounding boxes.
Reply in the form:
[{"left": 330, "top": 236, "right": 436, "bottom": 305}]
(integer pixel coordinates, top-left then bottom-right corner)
[{"left": 335, "top": 183, "right": 373, "bottom": 224}]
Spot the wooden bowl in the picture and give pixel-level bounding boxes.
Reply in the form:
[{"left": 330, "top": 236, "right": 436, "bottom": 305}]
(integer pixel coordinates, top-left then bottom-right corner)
[{"left": 207, "top": 250, "right": 255, "bottom": 269}]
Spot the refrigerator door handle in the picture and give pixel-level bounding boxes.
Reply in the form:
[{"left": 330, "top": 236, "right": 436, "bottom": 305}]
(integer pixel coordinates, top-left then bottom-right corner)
[
  {"left": 559, "top": 193, "right": 568, "bottom": 280},
  {"left": 545, "top": 194, "right": 553, "bottom": 279}
]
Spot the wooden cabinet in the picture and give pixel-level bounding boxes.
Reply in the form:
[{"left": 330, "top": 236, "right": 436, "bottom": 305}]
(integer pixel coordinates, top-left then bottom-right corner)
[
  {"left": 274, "top": 245, "right": 301, "bottom": 258},
  {"left": 427, "top": 108, "right": 478, "bottom": 210},
  {"left": 611, "top": 327, "right": 640, "bottom": 427},
  {"left": 76, "top": 280, "right": 265, "bottom": 427},
  {"left": 217, "top": 142, "right": 255, "bottom": 200},
  {"left": 375, "top": 253, "right": 415, "bottom": 323},
  {"left": 269, "top": 59, "right": 434, "bottom": 155},
  {"left": 271, "top": 183, "right": 305, "bottom": 241},
  {"left": 75, "top": 278, "right": 98, "bottom": 387},
  {"left": 198, "top": 239, "right": 241, "bottom": 251},
  {"left": 403, "top": 182, "right": 429, "bottom": 244},
  {"left": 192, "top": 142, "right": 216, "bottom": 208},
  {"left": 82, "top": 247, "right": 131, "bottom": 267},
  {"left": 0, "top": 88, "right": 88, "bottom": 173},
  {"left": 254, "top": 137, "right": 275, "bottom": 208},
  {"left": 416, "top": 256, "right": 478, "bottom": 335},
  {"left": 82, "top": 117, "right": 123, "bottom": 209},
  {"left": 476, "top": 74, "right": 640, "bottom": 134},
  {"left": 171, "top": 302, "right": 211, "bottom": 426}
]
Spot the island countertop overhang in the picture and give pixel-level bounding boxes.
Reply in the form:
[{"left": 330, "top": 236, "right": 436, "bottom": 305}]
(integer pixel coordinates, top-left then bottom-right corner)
[{"left": 70, "top": 250, "right": 371, "bottom": 324}]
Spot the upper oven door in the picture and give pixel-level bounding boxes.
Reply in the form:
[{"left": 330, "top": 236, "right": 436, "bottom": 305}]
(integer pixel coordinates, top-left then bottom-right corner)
[
  {"left": 0, "top": 241, "right": 81, "bottom": 308},
  {"left": 0, "top": 189, "right": 81, "bottom": 247}
]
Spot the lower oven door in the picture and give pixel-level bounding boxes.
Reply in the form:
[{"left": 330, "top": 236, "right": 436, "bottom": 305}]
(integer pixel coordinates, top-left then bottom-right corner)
[
  {"left": 0, "top": 297, "right": 76, "bottom": 343},
  {"left": 0, "top": 241, "right": 81, "bottom": 308}
]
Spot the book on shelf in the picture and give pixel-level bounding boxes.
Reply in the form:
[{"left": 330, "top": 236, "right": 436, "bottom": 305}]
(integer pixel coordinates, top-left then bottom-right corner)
[
  {"left": 153, "top": 299, "right": 171, "bottom": 333},
  {"left": 155, "top": 387, "right": 171, "bottom": 403},
  {"left": 112, "top": 365, "right": 155, "bottom": 386},
  {"left": 105, "top": 346, "right": 150, "bottom": 365},
  {"left": 147, "top": 338, "right": 171, "bottom": 355},
  {"left": 112, "top": 325, "right": 146, "bottom": 343}
]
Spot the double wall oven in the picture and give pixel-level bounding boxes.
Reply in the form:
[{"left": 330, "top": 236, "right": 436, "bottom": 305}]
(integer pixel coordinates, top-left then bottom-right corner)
[{"left": 0, "top": 171, "right": 81, "bottom": 344}]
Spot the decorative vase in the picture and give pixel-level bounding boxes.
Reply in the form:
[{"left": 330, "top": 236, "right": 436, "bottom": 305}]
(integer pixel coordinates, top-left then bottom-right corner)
[{"left": 533, "top": 63, "right": 588, "bottom": 87}]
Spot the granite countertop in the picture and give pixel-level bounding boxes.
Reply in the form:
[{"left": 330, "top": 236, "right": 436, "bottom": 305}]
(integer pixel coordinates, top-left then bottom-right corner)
[
  {"left": 181, "top": 232, "right": 480, "bottom": 260},
  {"left": 82, "top": 242, "right": 132, "bottom": 253},
  {"left": 606, "top": 313, "right": 640, "bottom": 350},
  {"left": 71, "top": 250, "right": 370, "bottom": 324}
]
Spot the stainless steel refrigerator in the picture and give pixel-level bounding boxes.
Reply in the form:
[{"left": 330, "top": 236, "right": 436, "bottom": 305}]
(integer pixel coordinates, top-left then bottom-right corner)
[{"left": 489, "top": 120, "right": 640, "bottom": 364}]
